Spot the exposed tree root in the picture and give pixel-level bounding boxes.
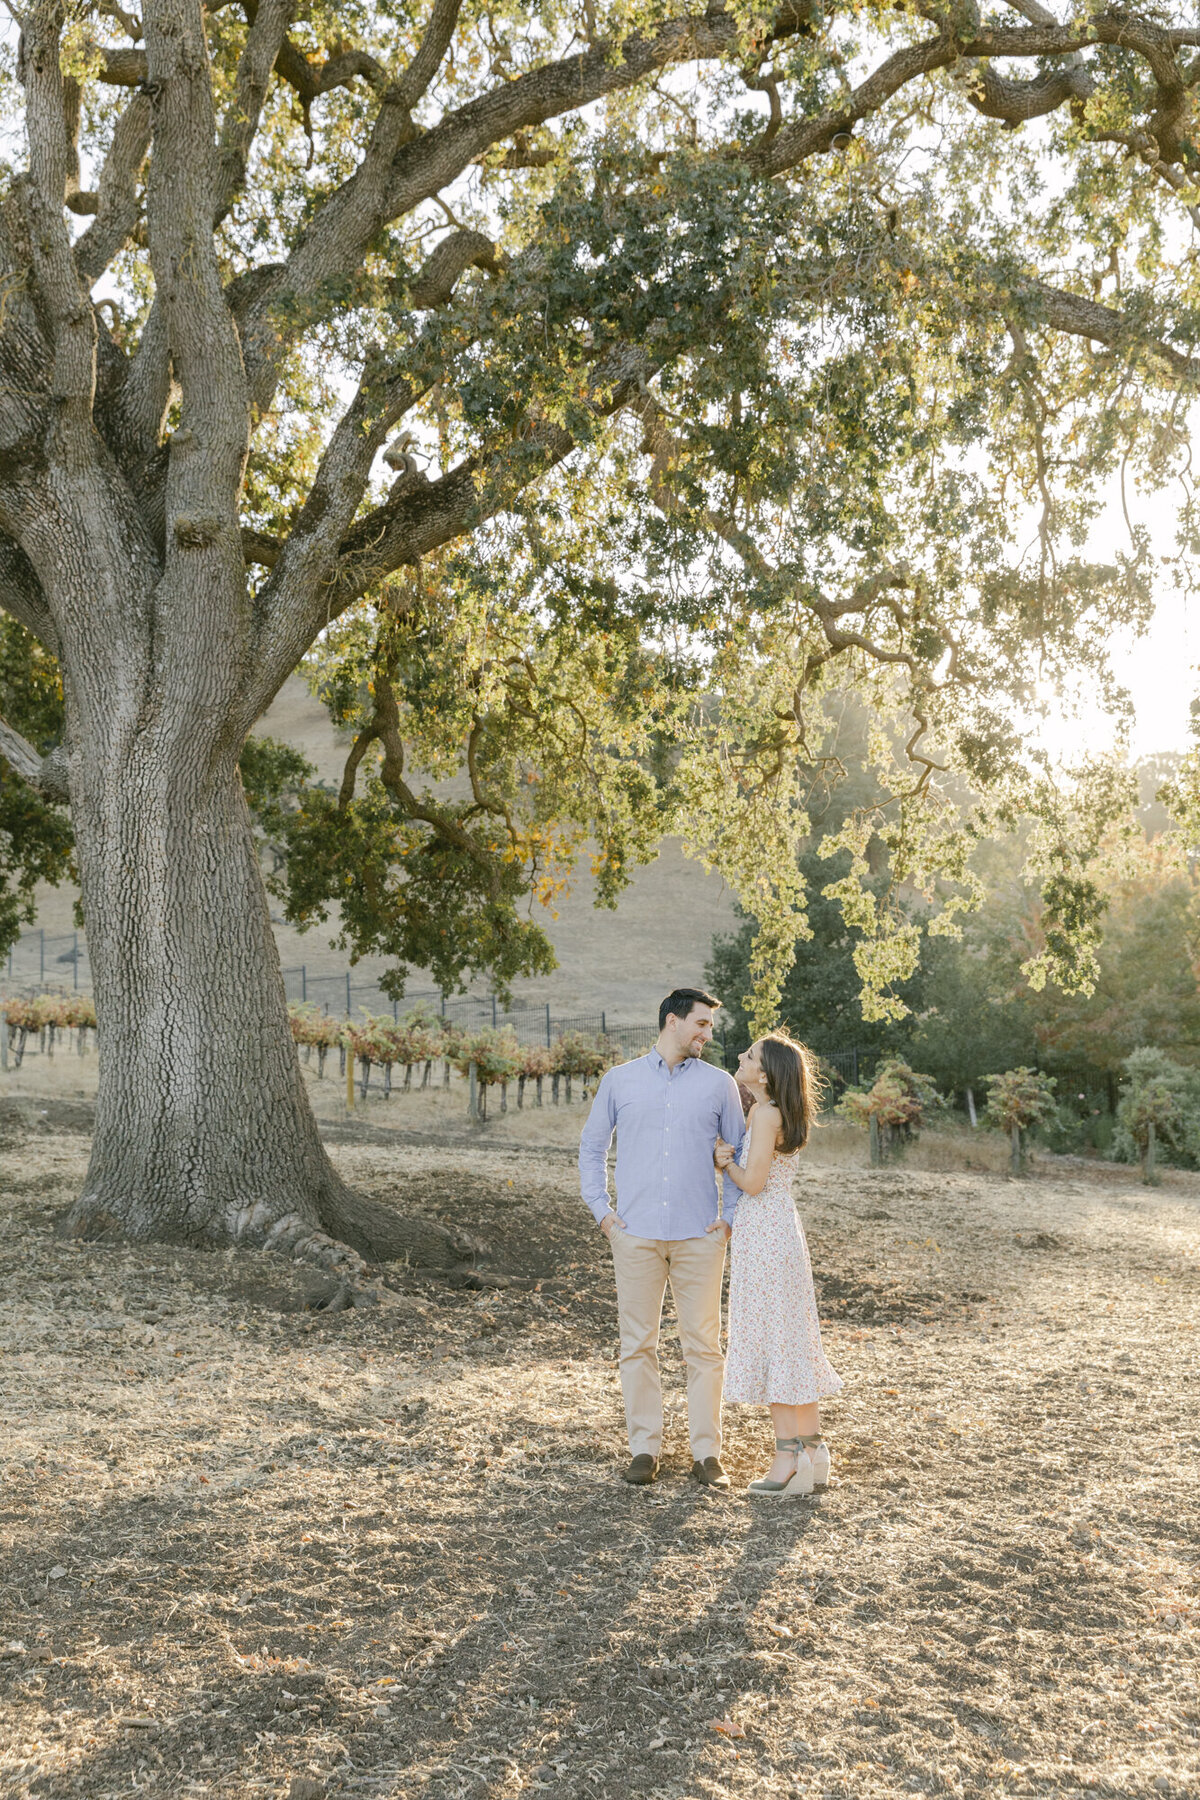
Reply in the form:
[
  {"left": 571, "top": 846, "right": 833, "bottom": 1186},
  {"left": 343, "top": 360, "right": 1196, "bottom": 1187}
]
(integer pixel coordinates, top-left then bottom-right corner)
[
  {"left": 60, "top": 1173, "right": 485, "bottom": 1313},
  {"left": 316, "top": 1179, "right": 482, "bottom": 1269}
]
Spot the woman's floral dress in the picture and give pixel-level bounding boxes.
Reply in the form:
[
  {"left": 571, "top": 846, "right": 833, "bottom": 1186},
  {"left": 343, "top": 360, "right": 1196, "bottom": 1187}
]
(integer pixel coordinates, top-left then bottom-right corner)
[{"left": 723, "top": 1137, "right": 843, "bottom": 1406}]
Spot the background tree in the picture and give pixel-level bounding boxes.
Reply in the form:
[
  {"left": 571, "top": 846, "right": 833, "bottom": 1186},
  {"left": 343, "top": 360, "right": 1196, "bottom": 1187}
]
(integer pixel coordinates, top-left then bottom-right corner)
[
  {"left": 983, "top": 1065, "right": 1057, "bottom": 1174},
  {"left": 1112, "top": 1046, "right": 1200, "bottom": 1179},
  {"left": 0, "top": 619, "right": 76, "bottom": 953},
  {"left": 2, "top": 0, "right": 1199, "bottom": 1256}
]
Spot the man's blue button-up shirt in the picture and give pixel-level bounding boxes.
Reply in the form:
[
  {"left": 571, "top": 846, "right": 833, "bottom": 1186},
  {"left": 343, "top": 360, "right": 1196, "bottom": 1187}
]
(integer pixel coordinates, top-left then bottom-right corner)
[{"left": 579, "top": 1050, "right": 746, "bottom": 1237}]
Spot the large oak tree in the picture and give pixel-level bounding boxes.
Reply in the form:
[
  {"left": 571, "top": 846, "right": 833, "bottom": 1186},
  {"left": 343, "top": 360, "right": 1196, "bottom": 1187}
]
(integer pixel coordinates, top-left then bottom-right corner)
[{"left": 1, "top": 0, "right": 1197, "bottom": 1255}]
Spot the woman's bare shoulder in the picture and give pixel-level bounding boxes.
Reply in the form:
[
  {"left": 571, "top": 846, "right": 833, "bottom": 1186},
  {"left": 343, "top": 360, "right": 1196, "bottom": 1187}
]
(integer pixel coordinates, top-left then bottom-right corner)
[{"left": 752, "top": 1100, "right": 782, "bottom": 1126}]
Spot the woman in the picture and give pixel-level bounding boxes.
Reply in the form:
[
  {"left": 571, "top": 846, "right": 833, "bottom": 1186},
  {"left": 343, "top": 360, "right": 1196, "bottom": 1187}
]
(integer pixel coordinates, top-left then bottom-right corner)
[{"left": 716, "top": 1033, "right": 842, "bottom": 1497}]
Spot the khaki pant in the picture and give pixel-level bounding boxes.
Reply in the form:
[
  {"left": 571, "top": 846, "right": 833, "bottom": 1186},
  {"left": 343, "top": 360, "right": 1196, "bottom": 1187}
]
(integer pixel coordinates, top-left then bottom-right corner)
[{"left": 609, "top": 1229, "right": 726, "bottom": 1462}]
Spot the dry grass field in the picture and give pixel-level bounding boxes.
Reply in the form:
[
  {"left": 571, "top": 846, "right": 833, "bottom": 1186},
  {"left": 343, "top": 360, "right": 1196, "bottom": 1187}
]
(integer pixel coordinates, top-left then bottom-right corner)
[{"left": 1, "top": 1093, "right": 1198, "bottom": 1800}]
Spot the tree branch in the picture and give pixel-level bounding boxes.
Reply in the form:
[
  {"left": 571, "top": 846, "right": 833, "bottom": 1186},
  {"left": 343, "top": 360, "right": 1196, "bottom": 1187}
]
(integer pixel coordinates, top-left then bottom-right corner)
[
  {"left": 372, "top": 666, "right": 505, "bottom": 890},
  {"left": 214, "top": 0, "right": 295, "bottom": 226},
  {"left": 395, "top": 0, "right": 466, "bottom": 110},
  {"left": 410, "top": 229, "right": 501, "bottom": 308},
  {"left": 105, "top": 298, "right": 175, "bottom": 476},
  {"left": 74, "top": 90, "right": 153, "bottom": 285},
  {"left": 0, "top": 534, "right": 58, "bottom": 652},
  {"left": 143, "top": 0, "right": 250, "bottom": 583},
  {"left": 334, "top": 651, "right": 506, "bottom": 888},
  {"left": 231, "top": 7, "right": 1195, "bottom": 413},
  {"left": 1017, "top": 279, "right": 1198, "bottom": 378},
  {"left": 19, "top": 4, "right": 99, "bottom": 449},
  {"left": 0, "top": 714, "right": 68, "bottom": 800},
  {"left": 757, "top": 18, "right": 1186, "bottom": 178},
  {"left": 98, "top": 47, "right": 149, "bottom": 86},
  {"left": 237, "top": 7, "right": 789, "bottom": 410},
  {"left": 964, "top": 61, "right": 1094, "bottom": 125},
  {"left": 272, "top": 36, "right": 390, "bottom": 105},
  {"left": 243, "top": 360, "right": 426, "bottom": 715}
]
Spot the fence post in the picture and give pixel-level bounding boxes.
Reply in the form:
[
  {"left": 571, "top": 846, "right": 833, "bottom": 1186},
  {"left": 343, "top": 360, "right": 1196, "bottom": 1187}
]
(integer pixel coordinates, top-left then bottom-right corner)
[
  {"left": 72, "top": 931, "right": 78, "bottom": 990},
  {"left": 345, "top": 972, "right": 351, "bottom": 1016},
  {"left": 491, "top": 994, "right": 497, "bottom": 1027},
  {"left": 39, "top": 929, "right": 44, "bottom": 982},
  {"left": 1, "top": 1014, "right": 7, "bottom": 1072},
  {"left": 545, "top": 1003, "right": 551, "bottom": 1048},
  {"left": 852, "top": 1048, "right": 859, "bottom": 1087},
  {"left": 869, "top": 1113, "right": 881, "bottom": 1167},
  {"left": 601, "top": 1010, "right": 606, "bottom": 1036},
  {"left": 301, "top": 965, "right": 307, "bottom": 1002},
  {"left": 346, "top": 1048, "right": 355, "bottom": 1111},
  {"left": 468, "top": 1062, "right": 479, "bottom": 1122}
]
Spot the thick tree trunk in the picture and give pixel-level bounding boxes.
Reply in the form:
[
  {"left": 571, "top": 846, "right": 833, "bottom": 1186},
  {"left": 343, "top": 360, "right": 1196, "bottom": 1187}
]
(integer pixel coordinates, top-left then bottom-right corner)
[{"left": 60, "top": 739, "right": 455, "bottom": 1267}]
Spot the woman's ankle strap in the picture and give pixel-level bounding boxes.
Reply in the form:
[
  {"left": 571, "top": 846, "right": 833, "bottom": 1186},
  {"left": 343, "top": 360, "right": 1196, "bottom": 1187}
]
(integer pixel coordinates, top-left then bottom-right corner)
[{"left": 774, "top": 1436, "right": 802, "bottom": 1450}]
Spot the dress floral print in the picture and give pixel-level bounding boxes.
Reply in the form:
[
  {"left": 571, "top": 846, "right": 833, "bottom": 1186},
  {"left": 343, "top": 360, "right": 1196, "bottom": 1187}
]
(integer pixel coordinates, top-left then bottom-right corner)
[{"left": 724, "top": 1140, "right": 843, "bottom": 1407}]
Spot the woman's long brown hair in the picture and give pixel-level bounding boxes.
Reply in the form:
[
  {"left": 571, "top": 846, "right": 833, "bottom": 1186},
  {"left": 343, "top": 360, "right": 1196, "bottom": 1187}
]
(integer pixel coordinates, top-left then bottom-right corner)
[{"left": 759, "top": 1032, "right": 821, "bottom": 1153}]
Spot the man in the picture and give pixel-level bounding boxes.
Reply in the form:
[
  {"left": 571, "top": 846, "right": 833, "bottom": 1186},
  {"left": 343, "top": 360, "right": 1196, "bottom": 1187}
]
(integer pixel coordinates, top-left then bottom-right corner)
[{"left": 579, "top": 987, "right": 746, "bottom": 1487}]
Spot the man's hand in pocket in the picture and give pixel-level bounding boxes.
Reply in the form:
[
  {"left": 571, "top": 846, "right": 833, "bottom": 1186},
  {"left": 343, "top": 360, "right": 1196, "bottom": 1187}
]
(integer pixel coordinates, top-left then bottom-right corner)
[{"left": 600, "top": 1213, "right": 627, "bottom": 1239}]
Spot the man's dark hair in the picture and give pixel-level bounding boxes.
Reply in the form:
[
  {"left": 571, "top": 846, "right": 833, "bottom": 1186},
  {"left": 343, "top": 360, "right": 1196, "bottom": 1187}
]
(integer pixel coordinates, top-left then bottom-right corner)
[{"left": 659, "top": 987, "right": 721, "bottom": 1031}]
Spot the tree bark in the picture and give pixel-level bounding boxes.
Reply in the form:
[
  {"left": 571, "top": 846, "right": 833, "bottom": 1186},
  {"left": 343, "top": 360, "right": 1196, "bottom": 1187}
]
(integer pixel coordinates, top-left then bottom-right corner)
[{"left": 60, "top": 734, "right": 451, "bottom": 1266}]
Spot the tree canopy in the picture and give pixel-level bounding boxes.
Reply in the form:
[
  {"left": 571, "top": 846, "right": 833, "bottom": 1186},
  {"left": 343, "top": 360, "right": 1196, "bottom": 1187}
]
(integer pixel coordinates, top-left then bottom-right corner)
[{"left": 4, "top": 0, "right": 1200, "bottom": 1033}]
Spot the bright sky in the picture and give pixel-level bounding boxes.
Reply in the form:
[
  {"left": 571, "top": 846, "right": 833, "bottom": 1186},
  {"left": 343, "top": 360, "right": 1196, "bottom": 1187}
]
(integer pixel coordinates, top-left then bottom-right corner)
[{"left": 1038, "top": 478, "right": 1199, "bottom": 764}]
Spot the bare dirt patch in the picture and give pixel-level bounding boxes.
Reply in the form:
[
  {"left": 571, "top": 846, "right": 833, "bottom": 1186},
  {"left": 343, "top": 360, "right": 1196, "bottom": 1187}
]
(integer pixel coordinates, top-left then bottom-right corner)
[{"left": 1, "top": 1113, "right": 1198, "bottom": 1800}]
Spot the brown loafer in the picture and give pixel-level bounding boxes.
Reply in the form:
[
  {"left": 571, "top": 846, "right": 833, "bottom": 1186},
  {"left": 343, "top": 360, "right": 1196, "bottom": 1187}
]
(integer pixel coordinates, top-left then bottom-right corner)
[
  {"left": 690, "top": 1456, "right": 730, "bottom": 1489},
  {"left": 622, "top": 1454, "right": 660, "bottom": 1485}
]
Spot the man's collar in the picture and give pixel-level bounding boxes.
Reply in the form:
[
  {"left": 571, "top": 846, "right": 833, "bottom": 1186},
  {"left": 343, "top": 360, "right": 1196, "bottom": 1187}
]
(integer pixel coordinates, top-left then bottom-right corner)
[{"left": 649, "top": 1048, "right": 695, "bottom": 1073}]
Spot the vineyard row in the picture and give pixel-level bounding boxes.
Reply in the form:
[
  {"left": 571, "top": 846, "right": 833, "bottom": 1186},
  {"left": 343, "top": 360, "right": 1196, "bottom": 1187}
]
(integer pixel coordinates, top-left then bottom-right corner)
[{"left": 1, "top": 995, "right": 619, "bottom": 1114}]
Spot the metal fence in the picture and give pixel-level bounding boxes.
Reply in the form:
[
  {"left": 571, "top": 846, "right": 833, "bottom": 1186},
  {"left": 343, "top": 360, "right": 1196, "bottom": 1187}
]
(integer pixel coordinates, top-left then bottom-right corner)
[
  {"left": 819, "top": 1047, "right": 878, "bottom": 1090},
  {"left": 0, "top": 930, "right": 665, "bottom": 1058},
  {"left": 0, "top": 930, "right": 1126, "bottom": 1113},
  {"left": 3, "top": 928, "right": 91, "bottom": 990}
]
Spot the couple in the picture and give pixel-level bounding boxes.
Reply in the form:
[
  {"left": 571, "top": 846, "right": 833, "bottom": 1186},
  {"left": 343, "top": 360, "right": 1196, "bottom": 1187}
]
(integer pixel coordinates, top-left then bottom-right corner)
[{"left": 579, "top": 986, "right": 842, "bottom": 1498}]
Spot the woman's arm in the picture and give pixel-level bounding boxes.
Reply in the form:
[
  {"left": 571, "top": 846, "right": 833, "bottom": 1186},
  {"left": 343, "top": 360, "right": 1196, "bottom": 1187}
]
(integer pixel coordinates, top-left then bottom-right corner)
[{"left": 720, "top": 1103, "right": 780, "bottom": 1197}]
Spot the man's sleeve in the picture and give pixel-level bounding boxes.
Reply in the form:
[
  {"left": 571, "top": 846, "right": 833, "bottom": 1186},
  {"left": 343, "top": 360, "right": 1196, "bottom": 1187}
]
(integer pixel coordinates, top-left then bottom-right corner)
[
  {"left": 579, "top": 1070, "right": 618, "bottom": 1223},
  {"left": 718, "top": 1072, "right": 747, "bottom": 1227}
]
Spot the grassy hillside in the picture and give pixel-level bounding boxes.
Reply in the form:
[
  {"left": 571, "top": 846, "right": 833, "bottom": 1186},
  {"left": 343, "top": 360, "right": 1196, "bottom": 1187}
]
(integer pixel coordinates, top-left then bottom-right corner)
[{"left": 20, "top": 678, "right": 738, "bottom": 1022}]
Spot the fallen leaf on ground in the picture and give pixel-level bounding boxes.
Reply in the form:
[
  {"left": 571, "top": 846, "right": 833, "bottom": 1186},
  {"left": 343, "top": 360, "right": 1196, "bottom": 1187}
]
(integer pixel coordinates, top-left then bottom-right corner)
[{"left": 708, "top": 1716, "right": 745, "bottom": 1738}]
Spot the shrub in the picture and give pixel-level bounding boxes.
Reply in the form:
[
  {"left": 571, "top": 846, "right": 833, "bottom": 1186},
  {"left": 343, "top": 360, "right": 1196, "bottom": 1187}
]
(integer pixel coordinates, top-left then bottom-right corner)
[
  {"left": 63, "top": 994, "right": 97, "bottom": 1031},
  {"left": 984, "top": 1065, "right": 1058, "bottom": 1173},
  {"left": 838, "top": 1059, "right": 942, "bottom": 1165},
  {"left": 4, "top": 991, "right": 98, "bottom": 1064},
  {"left": 983, "top": 1068, "right": 1058, "bottom": 1134},
  {"left": 838, "top": 1060, "right": 940, "bottom": 1133},
  {"left": 451, "top": 1027, "right": 522, "bottom": 1089},
  {"left": 288, "top": 1003, "right": 344, "bottom": 1050},
  {"left": 520, "top": 1045, "right": 556, "bottom": 1080},
  {"left": 554, "top": 1031, "right": 609, "bottom": 1080},
  {"left": 1113, "top": 1047, "right": 1200, "bottom": 1172}
]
